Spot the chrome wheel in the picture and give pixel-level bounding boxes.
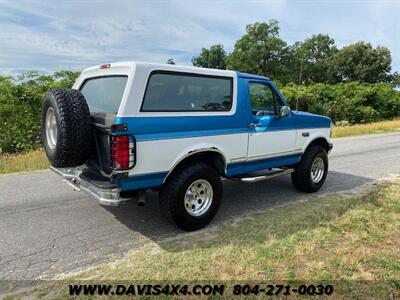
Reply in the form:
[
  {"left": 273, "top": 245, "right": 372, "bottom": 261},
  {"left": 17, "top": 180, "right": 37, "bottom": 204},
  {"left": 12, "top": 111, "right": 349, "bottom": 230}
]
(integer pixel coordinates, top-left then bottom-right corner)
[
  {"left": 184, "top": 179, "right": 213, "bottom": 217},
  {"left": 45, "top": 107, "right": 57, "bottom": 150},
  {"left": 311, "top": 157, "right": 325, "bottom": 183}
]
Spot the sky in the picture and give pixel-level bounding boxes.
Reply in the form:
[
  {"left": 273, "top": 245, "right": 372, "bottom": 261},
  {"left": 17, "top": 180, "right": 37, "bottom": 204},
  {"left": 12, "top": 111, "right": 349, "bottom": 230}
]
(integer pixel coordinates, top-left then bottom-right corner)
[{"left": 0, "top": 0, "right": 399, "bottom": 76}]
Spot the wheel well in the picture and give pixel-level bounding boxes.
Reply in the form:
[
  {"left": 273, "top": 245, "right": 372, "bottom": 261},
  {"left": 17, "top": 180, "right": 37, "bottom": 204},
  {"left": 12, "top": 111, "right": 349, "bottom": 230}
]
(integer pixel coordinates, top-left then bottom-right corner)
[
  {"left": 164, "top": 150, "right": 226, "bottom": 183},
  {"left": 307, "top": 137, "right": 330, "bottom": 153}
]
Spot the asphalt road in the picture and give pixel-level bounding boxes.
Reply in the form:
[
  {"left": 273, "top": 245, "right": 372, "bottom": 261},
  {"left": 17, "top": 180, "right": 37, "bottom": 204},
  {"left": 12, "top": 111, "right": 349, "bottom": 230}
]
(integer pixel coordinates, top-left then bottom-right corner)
[{"left": 0, "top": 132, "right": 399, "bottom": 280}]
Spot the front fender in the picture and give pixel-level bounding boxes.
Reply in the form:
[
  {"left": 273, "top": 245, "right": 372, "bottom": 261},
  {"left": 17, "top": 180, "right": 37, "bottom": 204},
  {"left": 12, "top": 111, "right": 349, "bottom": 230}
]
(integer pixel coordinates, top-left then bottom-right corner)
[{"left": 299, "top": 128, "right": 332, "bottom": 153}]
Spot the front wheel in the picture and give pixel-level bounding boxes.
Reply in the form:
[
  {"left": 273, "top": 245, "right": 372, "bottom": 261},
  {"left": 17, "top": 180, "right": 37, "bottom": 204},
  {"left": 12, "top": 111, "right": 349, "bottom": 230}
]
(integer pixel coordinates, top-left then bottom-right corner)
[
  {"left": 159, "top": 162, "right": 222, "bottom": 231},
  {"left": 291, "top": 145, "right": 328, "bottom": 193}
]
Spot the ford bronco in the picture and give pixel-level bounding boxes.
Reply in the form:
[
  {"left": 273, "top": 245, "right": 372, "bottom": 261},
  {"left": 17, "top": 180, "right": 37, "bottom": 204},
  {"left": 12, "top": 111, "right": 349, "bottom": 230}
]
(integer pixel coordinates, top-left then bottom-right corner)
[{"left": 41, "top": 62, "right": 333, "bottom": 231}]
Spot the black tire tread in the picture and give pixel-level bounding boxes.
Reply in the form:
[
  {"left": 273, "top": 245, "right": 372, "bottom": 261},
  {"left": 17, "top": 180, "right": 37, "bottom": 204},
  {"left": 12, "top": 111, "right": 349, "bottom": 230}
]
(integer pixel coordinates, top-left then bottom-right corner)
[
  {"left": 41, "top": 88, "right": 92, "bottom": 167},
  {"left": 291, "top": 145, "right": 328, "bottom": 193},
  {"left": 159, "top": 162, "right": 222, "bottom": 231}
]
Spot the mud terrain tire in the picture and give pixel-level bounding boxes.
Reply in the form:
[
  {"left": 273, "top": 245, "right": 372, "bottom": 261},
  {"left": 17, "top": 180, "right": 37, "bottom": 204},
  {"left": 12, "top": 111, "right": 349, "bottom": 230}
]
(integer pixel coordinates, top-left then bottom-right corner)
[{"left": 41, "top": 88, "right": 92, "bottom": 167}]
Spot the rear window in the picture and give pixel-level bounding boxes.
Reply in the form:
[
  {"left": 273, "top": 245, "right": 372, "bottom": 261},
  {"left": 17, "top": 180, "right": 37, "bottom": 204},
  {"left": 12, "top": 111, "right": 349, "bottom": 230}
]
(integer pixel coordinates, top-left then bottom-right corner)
[
  {"left": 80, "top": 76, "right": 128, "bottom": 113},
  {"left": 141, "top": 72, "right": 233, "bottom": 112}
]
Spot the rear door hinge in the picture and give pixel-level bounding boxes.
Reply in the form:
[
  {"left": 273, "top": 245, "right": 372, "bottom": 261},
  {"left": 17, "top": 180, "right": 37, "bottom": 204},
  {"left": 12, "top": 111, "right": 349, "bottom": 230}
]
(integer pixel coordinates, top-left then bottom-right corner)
[{"left": 111, "top": 123, "right": 128, "bottom": 132}]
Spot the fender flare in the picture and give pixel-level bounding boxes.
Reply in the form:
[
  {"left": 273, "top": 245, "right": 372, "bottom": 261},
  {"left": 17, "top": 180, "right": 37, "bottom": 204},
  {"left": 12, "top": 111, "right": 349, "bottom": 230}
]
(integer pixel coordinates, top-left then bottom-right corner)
[
  {"left": 302, "top": 135, "right": 331, "bottom": 154},
  {"left": 163, "top": 147, "right": 227, "bottom": 183}
]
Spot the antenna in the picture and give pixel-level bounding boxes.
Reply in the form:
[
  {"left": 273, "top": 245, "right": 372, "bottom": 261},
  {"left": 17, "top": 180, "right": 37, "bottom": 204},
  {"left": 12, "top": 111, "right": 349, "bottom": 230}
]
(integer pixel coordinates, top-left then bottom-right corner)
[{"left": 295, "top": 57, "right": 303, "bottom": 111}]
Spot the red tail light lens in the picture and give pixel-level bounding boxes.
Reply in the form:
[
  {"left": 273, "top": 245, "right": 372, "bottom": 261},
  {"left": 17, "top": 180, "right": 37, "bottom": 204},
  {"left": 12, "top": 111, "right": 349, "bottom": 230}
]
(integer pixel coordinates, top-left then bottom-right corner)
[{"left": 111, "top": 135, "right": 135, "bottom": 170}]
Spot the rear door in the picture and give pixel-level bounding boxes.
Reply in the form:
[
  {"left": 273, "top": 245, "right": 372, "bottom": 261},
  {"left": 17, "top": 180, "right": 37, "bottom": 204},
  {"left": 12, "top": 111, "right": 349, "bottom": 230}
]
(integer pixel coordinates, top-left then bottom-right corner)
[
  {"left": 80, "top": 75, "right": 128, "bottom": 125},
  {"left": 79, "top": 75, "right": 129, "bottom": 174}
]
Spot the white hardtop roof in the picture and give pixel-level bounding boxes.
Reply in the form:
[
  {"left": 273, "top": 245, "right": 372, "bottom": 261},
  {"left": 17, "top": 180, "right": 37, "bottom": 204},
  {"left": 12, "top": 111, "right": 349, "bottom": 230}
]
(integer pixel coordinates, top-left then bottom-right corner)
[{"left": 82, "top": 61, "right": 237, "bottom": 77}]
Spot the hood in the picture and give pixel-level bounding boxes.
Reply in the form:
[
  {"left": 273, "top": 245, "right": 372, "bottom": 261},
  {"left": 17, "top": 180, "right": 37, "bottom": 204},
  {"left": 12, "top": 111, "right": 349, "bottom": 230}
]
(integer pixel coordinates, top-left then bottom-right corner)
[{"left": 292, "top": 111, "right": 332, "bottom": 128}]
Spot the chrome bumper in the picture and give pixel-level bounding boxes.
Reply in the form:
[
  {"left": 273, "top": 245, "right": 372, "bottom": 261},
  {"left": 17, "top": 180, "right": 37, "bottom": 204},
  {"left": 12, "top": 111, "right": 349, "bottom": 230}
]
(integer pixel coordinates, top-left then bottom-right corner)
[{"left": 50, "top": 166, "right": 122, "bottom": 206}]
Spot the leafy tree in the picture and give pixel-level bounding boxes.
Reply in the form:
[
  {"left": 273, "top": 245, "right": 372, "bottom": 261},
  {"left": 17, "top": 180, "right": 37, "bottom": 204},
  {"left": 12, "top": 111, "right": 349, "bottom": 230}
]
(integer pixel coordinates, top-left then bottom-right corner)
[
  {"left": 166, "top": 58, "right": 176, "bottom": 65},
  {"left": 390, "top": 72, "right": 400, "bottom": 88},
  {"left": 226, "top": 20, "right": 287, "bottom": 79},
  {"left": 301, "top": 34, "right": 337, "bottom": 62},
  {"left": 277, "top": 41, "right": 303, "bottom": 84},
  {"left": 53, "top": 70, "right": 81, "bottom": 88},
  {"left": 194, "top": 20, "right": 397, "bottom": 85},
  {"left": 332, "top": 42, "right": 392, "bottom": 83},
  {"left": 297, "top": 34, "right": 338, "bottom": 83},
  {"left": 192, "top": 44, "right": 227, "bottom": 69}
]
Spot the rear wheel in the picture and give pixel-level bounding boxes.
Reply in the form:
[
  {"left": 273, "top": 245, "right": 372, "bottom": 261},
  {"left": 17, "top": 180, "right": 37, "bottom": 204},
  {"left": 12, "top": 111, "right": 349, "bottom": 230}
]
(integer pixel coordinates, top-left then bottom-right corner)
[
  {"left": 159, "top": 162, "right": 222, "bottom": 231},
  {"left": 291, "top": 145, "right": 328, "bottom": 193},
  {"left": 41, "top": 88, "right": 92, "bottom": 167}
]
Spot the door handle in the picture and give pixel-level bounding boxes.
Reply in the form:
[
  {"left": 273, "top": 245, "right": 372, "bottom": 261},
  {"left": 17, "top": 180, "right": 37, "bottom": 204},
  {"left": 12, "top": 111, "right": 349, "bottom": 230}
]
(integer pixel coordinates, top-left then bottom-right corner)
[{"left": 249, "top": 122, "right": 261, "bottom": 129}]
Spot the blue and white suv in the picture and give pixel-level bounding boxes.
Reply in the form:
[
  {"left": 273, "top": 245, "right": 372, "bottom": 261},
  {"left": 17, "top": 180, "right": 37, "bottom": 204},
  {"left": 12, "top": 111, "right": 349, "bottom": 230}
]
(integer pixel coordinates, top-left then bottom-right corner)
[{"left": 41, "top": 62, "right": 333, "bottom": 231}]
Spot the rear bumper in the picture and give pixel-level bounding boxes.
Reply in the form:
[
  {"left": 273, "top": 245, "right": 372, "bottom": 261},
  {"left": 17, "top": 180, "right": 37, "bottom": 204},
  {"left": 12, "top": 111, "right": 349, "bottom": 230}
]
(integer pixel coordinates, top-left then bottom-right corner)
[
  {"left": 50, "top": 166, "right": 122, "bottom": 206},
  {"left": 328, "top": 142, "right": 333, "bottom": 152}
]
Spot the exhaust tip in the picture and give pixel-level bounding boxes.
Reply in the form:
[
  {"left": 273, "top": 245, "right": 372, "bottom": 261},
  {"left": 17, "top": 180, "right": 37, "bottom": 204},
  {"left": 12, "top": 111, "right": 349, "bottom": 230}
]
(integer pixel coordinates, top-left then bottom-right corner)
[{"left": 137, "top": 190, "right": 146, "bottom": 207}]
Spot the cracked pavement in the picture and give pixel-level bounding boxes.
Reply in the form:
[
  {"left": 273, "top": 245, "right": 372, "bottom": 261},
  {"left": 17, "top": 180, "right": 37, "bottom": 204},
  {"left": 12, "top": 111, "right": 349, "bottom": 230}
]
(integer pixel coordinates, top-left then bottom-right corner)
[{"left": 0, "top": 132, "right": 399, "bottom": 280}]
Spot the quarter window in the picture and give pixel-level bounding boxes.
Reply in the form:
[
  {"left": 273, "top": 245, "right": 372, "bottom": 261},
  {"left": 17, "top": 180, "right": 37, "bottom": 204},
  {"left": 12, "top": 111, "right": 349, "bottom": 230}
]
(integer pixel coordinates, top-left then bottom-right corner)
[{"left": 141, "top": 72, "right": 233, "bottom": 112}]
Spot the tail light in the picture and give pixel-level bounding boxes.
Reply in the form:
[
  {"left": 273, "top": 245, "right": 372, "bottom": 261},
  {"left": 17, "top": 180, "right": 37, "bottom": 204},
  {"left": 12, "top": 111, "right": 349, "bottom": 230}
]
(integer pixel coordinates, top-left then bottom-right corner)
[{"left": 111, "top": 135, "right": 135, "bottom": 170}]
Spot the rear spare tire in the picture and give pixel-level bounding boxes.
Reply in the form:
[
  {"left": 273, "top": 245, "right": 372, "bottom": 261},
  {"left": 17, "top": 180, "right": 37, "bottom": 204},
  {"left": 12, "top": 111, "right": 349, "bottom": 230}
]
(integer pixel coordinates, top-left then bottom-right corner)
[{"left": 41, "top": 88, "right": 92, "bottom": 167}]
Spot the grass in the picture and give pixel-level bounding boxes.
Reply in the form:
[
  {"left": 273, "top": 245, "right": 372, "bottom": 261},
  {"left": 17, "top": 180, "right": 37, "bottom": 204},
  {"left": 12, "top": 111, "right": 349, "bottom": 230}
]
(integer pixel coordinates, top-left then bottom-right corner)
[
  {"left": 4, "top": 180, "right": 400, "bottom": 299},
  {"left": 332, "top": 119, "right": 400, "bottom": 138},
  {"left": 0, "top": 149, "right": 49, "bottom": 174}
]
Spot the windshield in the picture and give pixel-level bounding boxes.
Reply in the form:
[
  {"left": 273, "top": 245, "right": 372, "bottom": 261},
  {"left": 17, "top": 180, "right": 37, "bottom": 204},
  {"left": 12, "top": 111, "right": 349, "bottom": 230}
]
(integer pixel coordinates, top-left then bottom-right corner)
[{"left": 80, "top": 76, "right": 128, "bottom": 114}]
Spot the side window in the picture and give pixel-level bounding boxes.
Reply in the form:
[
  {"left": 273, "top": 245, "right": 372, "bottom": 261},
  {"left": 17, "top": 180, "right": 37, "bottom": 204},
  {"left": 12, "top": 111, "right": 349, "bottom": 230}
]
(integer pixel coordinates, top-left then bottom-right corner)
[
  {"left": 141, "top": 72, "right": 233, "bottom": 112},
  {"left": 249, "top": 82, "right": 282, "bottom": 116}
]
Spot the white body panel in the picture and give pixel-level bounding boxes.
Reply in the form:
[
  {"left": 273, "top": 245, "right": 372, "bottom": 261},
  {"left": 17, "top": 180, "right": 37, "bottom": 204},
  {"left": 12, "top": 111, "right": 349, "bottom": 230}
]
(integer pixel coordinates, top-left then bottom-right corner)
[
  {"left": 73, "top": 62, "right": 237, "bottom": 117},
  {"left": 72, "top": 62, "right": 135, "bottom": 109},
  {"left": 133, "top": 133, "right": 248, "bottom": 176},
  {"left": 248, "top": 130, "right": 298, "bottom": 159},
  {"left": 296, "top": 128, "right": 332, "bottom": 152}
]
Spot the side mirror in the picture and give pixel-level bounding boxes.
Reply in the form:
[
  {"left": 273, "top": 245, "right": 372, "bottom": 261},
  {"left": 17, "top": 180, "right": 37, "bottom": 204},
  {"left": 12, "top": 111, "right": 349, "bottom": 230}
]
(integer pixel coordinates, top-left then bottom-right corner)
[{"left": 279, "top": 106, "right": 290, "bottom": 118}]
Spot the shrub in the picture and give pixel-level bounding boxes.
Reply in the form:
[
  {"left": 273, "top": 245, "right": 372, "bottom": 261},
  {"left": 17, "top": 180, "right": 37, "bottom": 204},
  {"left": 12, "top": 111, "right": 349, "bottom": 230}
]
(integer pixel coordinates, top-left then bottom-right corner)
[
  {"left": 280, "top": 82, "right": 400, "bottom": 124},
  {"left": 0, "top": 71, "right": 80, "bottom": 154}
]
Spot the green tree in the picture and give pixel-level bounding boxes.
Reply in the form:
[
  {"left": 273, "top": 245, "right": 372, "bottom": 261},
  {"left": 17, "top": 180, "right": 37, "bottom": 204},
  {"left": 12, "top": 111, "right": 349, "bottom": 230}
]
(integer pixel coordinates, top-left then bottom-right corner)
[
  {"left": 390, "top": 72, "right": 400, "bottom": 88},
  {"left": 332, "top": 42, "right": 392, "bottom": 83},
  {"left": 278, "top": 41, "right": 303, "bottom": 84},
  {"left": 301, "top": 34, "right": 337, "bottom": 62},
  {"left": 192, "top": 44, "right": 227, "bottom": 69},
  {"left": 226, "top": 20, "right": 287, "bottom": 79},
  {"left": 53, "top": 70, "right": 81, "bottom": 88},
  {"left": 297, "top": 34, "right": 338, "bottom": 83},
  {"left": 166, "top": 58, "right": 176, "bottom": 65}
]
